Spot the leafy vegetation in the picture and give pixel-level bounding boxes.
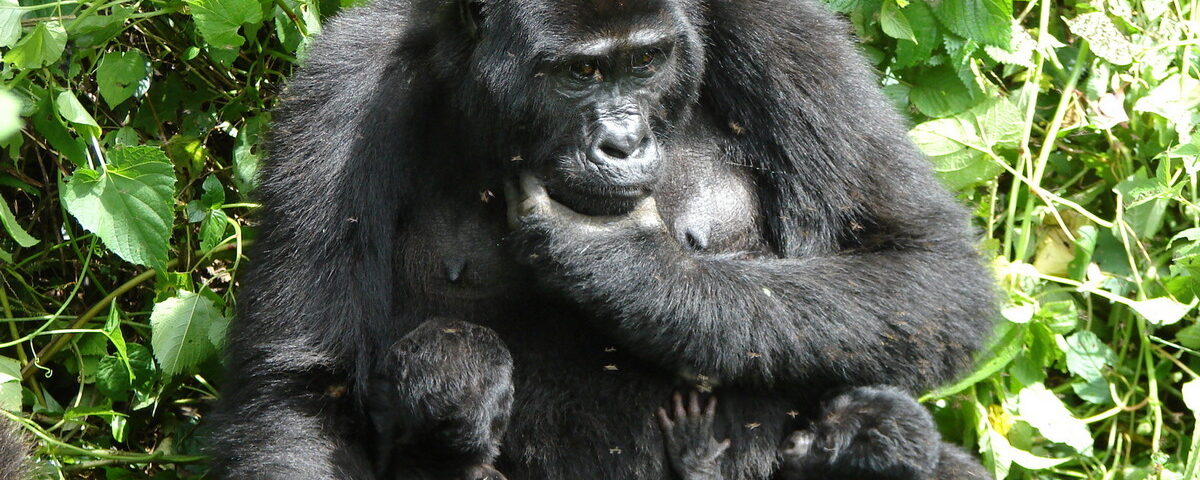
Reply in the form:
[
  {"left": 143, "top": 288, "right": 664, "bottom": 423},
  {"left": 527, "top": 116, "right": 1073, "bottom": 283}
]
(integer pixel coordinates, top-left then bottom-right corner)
[{"left": 0, "top": 0, "right": 1196, "bottom": 477}]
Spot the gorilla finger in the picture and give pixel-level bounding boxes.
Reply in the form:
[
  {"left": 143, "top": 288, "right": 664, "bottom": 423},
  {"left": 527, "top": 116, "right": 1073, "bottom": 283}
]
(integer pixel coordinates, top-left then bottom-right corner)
[
  {"left": 656, "top": 408, "right": 674, "bottom": 430},
  {"left": 705, "top": 396, "right": 718, "bottom": 417},
  {"left": 519, "top": 172, "right": 549, "bottom": 201},
  {"left": 673, "top": 392, "right": 687, "bottom": 420},
  {"left": 688, "top": 391, "right": 702, "bottom": 416}
]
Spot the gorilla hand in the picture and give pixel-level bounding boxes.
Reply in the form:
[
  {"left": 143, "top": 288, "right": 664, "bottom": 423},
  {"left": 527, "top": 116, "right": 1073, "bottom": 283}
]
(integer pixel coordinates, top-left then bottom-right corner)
[{"left": 657, "top": 392, "right": 730, "bottom": 480}]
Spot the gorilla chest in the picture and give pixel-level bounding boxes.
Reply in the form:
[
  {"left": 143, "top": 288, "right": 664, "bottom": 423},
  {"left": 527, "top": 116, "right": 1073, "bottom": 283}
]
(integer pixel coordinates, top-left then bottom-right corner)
[{"left": 395, "top": 200, "right": 525, "bottom": 312}]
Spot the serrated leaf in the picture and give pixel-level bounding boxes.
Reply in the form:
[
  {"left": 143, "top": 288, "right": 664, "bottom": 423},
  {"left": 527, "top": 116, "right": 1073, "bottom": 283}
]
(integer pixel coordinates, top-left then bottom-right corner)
[
  {"left": 1133, "top": 74, "right": 1200, "bottom": 142},
  {"left": 60, "top": 146, "right": 176, "bottom": 269},
  {"left": 881, "top": 0, "right": 917, "bottom": 42},
  {"left": 1017, "top": 383, "right": 1093, "bottom": 452},
  {"left": 96, "top": 355, "right": 131, "bottom": 400},
  {"left": 189, "top": 0, "right": 265, "bottom": 50},
  {"left": 0, "top": 0, "right": 22, "bottom": 49},
  {"left": 909, "top": 65, "right": 974, "bottom": 117},
  {"left": 893, "top": 0, "right": 940, "bottom": 68},
  {"left": 984, "top": 22, "right": 1036, "bottom": 67},
  {"left": 150, "top": 290, "right": 226, "bottom": 377},
  {"left": 4, "top": 21, "right": 66, "bottom": 69},
  {"left": 1064, "top": 12, "right": 1134, "bottom": 65},
  {"left": 930, "top": 0, "right": 1012, "bottom": 48},
  {"left": 96, "top": 50, "right": 151, "bottom": 108},
  {"left": 910, "top": 97, "right": 1021, "bottom": 189},
  {"left": 200, "top": 209, "right": 228, "bottom": 252}
]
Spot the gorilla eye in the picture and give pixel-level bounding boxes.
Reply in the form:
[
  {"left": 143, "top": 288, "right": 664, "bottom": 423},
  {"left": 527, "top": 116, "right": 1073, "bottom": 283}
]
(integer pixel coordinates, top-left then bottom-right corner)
[
  {"left": 631, "top": 49, "right": 661, "bottom": 74},
  {"left": 570, "top": 61, "right": 600, "bottom": 82}
]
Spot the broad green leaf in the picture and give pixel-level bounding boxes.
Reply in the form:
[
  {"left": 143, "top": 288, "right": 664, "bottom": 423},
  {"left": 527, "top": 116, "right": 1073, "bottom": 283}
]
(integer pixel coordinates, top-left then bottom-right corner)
[
  {"left": 0, "top": 89, "right": 21, "bottom": 141},
  {"left": 1128, "top": 296, "right": 1194, "bottom": 326},
  {"left": 908, "top": 65, "right": 973, "bottom": 118},
  {"left": 910, "top": 97, "right": 1021, "bottom": 189},
  {"left": 1017, "top": 383, "right": 1093, "bottom": 452},
  {"left": 200, "top": 209, "right": 228, "bottom": 252},
  {"left": 103, "top": 304, "right": 131, "bottom": 381},
  {"left": 893, "top": 0, "right": 939, "bottom": 68},
  {"left": 0, "top": 193, "right": 36, "bottom": 248},
  {"left": 1059, "top": 331, "right": 1115, "bottom": 382},
  {"left": 96, "top": 355, "right": 131, "bottom": 400},
  {"left": 4, "top": 21, "right": 66, "bottom": 69},
  {"left": 930, "top": 0, "right": 1012, "bottom": 48},
  {"left": 150, "top": 290, "right": 226, "bottom": 377},
  {"left": 189, "top": 0, "right": 265, "bottom": 50},
  {"left": 984, "top": 22, "right": 1036, "bottom": 67},
  {"left": 97, "top": 50, "right": 151, "bottom": 108},
  {"left": 1064, "top": 12, "right": 1134, "bottom": 66},
  {"left": 201, "top": 175, "right": 226, "bottom": 209},
  {"left": 60, "top": 146, "right": 176, "bottom": 269},
  {"left": 0, "top": 355, "right": 19, "bottom": 411},
  {"left": 880, "top": 0, "right": 916, "bottom": 42},
  {"left": 0, "top": 0, "right": 22, "bottom": 49},
  {"left": 1133, "top": 74, "right": 1200, "bottom": 142},
  {"left": 55, "top": 91, "right": 99, "bottom": 131}
]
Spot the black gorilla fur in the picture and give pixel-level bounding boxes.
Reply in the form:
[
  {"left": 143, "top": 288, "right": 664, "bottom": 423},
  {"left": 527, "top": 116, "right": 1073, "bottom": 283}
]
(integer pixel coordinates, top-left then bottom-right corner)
[
  {"left": 211, "top": 0, "right": 997, "bottom": 478},
  {"left": 0, "top": 418, "right": 30, "bottom": 479},
  {"left": 660, "top": 388, "right": 991, "bottom": 480}
]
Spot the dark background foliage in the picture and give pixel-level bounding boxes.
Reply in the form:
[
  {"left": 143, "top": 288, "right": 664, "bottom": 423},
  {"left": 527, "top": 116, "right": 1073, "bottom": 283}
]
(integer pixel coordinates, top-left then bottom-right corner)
[{"left": 0, "top": 0, "right": 1197, "bottom": 477}]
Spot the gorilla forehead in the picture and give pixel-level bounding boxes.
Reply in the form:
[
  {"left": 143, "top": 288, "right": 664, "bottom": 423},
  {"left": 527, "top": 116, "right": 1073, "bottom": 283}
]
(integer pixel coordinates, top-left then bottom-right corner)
[{"left": 488, "top": 0, "right": 694, "bottom": 53}]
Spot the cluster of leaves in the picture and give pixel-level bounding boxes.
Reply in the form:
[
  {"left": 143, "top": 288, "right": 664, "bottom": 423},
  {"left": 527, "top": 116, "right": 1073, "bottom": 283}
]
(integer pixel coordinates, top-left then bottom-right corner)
[
  {"left": 839, "top": 0, "right": 1200, "bottom": 477},
  {"left": 0, "top": 0, "right": 1195, "bottom": 477},
  {"left": 0, "top": 0, "right": 334, "bottom": 477}
]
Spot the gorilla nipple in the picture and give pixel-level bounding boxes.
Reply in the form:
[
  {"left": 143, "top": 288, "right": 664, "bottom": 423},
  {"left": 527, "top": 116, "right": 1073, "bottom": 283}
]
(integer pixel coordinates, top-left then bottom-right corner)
[
  {"left": 443, "top": 257, "right": 467, "bottom": 283},
  {"left": 675, "top": 222, "right": 711, "bottom": 251}
]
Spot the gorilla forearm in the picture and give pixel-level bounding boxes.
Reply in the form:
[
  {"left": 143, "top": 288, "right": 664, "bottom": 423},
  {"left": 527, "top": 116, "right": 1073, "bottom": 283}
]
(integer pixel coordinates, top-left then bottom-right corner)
[{"left": 521, "top": 213, "right": 993, "bottom": 391}]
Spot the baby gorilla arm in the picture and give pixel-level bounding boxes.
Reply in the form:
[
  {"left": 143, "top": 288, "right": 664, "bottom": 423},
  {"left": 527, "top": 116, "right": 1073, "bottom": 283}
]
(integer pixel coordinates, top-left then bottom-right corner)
[{"left": 369, "top": 319, "right": 513, "bottom": 480}]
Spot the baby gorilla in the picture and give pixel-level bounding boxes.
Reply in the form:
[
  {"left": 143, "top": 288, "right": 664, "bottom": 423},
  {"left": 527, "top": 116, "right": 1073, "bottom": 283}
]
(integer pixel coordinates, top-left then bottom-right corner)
[
  {"left": 368, "top": 319, "right": 513, "bottom": 480},
  {"left": 658, "top": 388, "right": 990, "bottom": 480}
]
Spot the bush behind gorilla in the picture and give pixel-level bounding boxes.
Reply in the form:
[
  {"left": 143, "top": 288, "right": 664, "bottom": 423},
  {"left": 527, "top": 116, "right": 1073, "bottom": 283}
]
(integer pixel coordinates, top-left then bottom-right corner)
[{"left": 211, "top": 0, "right": 997, "bottom": 478}]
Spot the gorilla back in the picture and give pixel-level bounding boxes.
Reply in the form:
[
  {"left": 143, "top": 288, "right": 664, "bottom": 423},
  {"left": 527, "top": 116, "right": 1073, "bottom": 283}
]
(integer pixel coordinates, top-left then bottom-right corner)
[{"left": 212, "top": 0, "right": 996, "bottom": 478}]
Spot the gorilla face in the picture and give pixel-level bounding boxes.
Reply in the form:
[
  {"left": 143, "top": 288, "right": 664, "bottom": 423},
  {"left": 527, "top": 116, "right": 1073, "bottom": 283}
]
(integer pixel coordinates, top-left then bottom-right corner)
[{"left": 467, "top": 0, "right": 705, "bottom": 215}]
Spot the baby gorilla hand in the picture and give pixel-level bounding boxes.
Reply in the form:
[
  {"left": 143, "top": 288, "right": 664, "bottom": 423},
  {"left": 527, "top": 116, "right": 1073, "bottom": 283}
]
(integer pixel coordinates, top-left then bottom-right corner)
[{"left": 657, "top": 392, "right": 730, "bottom": 480}]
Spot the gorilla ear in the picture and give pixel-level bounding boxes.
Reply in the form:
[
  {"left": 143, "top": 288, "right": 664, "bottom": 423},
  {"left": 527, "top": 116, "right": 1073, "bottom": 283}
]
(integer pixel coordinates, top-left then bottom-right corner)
[{"left": 459, "top": 0, "right": 485, "bottom": 38}]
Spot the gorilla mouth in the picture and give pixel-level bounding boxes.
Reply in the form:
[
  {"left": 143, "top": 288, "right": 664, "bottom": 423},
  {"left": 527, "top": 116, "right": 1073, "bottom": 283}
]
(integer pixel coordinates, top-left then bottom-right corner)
[{"left": 546, "top": 183, "right": 648, "bottom": 216}]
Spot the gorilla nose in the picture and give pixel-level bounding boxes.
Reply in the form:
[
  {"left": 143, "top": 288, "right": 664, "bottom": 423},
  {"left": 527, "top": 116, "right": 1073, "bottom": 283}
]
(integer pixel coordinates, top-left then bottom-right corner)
[{"left": 590, "top": 118, "right": 653, "bottom": 165}]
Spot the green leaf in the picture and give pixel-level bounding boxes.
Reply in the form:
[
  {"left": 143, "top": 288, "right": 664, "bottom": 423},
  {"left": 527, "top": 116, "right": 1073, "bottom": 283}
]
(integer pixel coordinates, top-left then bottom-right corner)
[
  {"left": 150, "top": 290, "right": 227, "bottom": 378},
  {"left": 930, "top": 0, "right": 1012, "bottom": 48},
  {"left": 1017, "top": 383, "right": 1094, "bottom": 453},
  {"left": 893, "top": 0, "right": 940, "bottom": 68},
  {"left": 908, "top": 65, "right": 974, "bottom": 118},
  {"left": 1183, "top": 379, "right": 1200, "bottom": 415},
  {"left": 983, "top": 22, "right": 1036, "bottom": 67},
  {"left": 1133, "top": 74, "right": 1200, "bottom": 142},
  {"left": 927, "top": 322, "right": 1026, "bottom": 398},
  {"left": 60, "top": 146, "right": 176, "bottom": 270},
  {"left": 1128, "top": 297, "right": 1194, "bottom": 326},
  {"left": 910, "top": 96, "right": 1021, "bottom": 189},
  {"left": 0, "top": 193, "right": 36, "bottom": 248},
  {"left": 880, "top": 0, "right": 916, "bottom": 42},
  {"left": 96, "top": 355, "right": 131, "bottom": 400},
  {"left": 1060, "top": 331, "right": 1115, "bottom": 382},
  {"left": 54, "top": 91, "right": 99, "bottom": 130},
  {"left": 201, "top": 175, "right": 225, "bottom": 209},
  {"left": 0, "top": 355, "right": 19, "bottom": 411},
  {"left": 4, "top": 21, "right": 67, "bottom": 69},
  {"left": 189, "top": 0, "right": 265, "bottom": 50},
  {"left": 0, "top": 0, "right": 23, "bottom": 49},
  {"left": 0, "top": 89, "right": 21, "bottom": 142},
  {"left": 96, "top": 50, "right": 151, "bottom": 108},
  {"left": 1064, "top": 12, "right": 1134, "bottom": 66},
  {"left": 200, "top": 209, "right": 228, "bottom": 252}
]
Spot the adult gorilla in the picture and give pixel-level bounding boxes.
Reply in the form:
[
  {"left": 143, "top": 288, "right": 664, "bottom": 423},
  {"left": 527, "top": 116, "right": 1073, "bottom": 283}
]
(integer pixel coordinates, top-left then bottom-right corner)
[{"left": 211, "top": 0, "right": 997, "bottom": 478}]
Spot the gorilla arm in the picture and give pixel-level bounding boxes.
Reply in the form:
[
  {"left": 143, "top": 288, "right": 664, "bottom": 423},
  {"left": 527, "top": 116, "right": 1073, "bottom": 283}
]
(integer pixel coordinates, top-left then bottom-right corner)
[{"left": 508, "top": 173, "right": 996, "bottom": 393}]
